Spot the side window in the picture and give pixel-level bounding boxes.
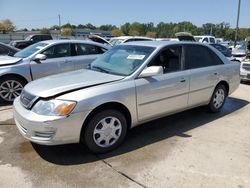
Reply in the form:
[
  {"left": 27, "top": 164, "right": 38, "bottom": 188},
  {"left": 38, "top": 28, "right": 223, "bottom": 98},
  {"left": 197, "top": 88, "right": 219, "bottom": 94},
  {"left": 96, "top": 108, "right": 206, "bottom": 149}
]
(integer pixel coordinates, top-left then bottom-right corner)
[
  {"left": 42, "top": 35, "right": 51, "bottom": 40},
  {"left": 209, "top": 37, "right": 215, "bottom": 43},
  {"left": 32, "top": 36, "right": 40, "bottom": 42},
  {"left": 202, "top": 38, "right": 209, "bottom": 43},
  {"left": 185, "top": 45, "right": 222, "bottom": 69},
  {"left": 0, "top": 45, "right": 8, "bottom": 55},
  {"left": 149, "top": 46, "right": 182, "bottom": 73},
  {"left": 42, "top": 44, "right": 70, "bottom": 58},
  {"left": 75, "top": 43, "right": 103, "bottom": 55}
]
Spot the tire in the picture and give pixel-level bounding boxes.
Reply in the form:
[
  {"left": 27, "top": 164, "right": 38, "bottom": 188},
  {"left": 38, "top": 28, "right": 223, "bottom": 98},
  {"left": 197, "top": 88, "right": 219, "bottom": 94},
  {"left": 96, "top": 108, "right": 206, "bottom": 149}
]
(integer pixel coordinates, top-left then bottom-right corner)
[
  {"left": 208, "top": 84, "right": 227, "bottom": 113},
  {"left": 83, "top": 109, "right": 127, "bottom": 153},
  {"left": 0, "top": 76, "right": 26, "bottom": 104}
]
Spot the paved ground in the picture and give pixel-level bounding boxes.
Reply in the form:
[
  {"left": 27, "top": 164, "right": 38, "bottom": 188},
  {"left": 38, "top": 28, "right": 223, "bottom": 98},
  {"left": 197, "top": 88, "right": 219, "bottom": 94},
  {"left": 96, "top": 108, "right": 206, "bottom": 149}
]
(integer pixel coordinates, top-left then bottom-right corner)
[{"left": 0, "top": 83, "right": 250, "bottom": 188}]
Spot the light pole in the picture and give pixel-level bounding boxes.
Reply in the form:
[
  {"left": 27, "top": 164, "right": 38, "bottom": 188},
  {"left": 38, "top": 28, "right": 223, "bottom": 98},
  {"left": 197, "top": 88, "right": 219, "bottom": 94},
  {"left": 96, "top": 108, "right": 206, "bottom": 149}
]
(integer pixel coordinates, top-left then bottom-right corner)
[{"left": 234, "top": 0, "right": 241, "bottom": 47}]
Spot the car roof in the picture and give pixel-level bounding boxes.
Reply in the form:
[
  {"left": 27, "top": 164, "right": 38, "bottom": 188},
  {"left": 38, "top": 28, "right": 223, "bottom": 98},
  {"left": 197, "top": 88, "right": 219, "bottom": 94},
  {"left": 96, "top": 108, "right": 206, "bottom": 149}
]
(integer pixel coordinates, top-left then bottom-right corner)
[
  {"left": 120, "top": 40, "right": 203, "bottom": 48},
  {"left": 111, "top": 36, "right": 152, "bottom": 40},
  {"left": 39, "top": 39, "right": 109, "bottom": 48}
]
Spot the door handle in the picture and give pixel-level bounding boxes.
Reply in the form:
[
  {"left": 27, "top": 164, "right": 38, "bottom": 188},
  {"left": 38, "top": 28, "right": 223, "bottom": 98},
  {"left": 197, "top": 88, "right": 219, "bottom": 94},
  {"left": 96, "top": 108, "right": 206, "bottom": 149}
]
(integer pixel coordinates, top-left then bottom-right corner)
[
  {"left": 180, "top": 79, "right": 186, "bottom": 83},
  {"left": 214, "top": 72, "right": 218, "bottom": 75}
]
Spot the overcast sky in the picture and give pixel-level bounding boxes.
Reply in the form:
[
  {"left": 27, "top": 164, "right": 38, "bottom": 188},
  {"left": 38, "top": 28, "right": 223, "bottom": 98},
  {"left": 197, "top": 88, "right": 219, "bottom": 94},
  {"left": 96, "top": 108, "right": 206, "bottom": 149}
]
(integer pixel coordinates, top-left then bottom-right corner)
[{"left": 0, "top": 0, "right": 249, "bottom": 29}]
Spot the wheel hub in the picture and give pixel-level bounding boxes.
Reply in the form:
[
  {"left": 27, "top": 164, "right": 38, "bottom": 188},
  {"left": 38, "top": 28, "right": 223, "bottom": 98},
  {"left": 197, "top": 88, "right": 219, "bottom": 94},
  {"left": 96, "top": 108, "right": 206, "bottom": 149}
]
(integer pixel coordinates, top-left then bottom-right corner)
[{"left": 93, "top": 116, "right": 122, "bottom": 148}]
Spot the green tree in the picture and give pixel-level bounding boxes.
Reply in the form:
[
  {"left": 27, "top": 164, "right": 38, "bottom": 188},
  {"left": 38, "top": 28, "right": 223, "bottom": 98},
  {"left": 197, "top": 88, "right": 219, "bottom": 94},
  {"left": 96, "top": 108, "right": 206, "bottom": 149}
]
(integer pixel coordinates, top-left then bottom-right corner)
[
  {"left": 111, "top": 28, "right": 124, "bottom": 37},
  {"left": 146, "top": 31, "right": 156, "bottom": 38},
  {"left": 121, "top": 22, "right": 130, "bottom": 35}
]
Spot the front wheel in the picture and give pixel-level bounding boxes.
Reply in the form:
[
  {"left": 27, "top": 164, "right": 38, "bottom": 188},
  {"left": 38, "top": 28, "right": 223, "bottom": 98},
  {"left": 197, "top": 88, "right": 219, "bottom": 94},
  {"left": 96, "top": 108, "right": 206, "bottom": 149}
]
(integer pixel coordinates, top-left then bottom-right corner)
[
  {"left": 0, "top": 77, "right": 26, "bottom": 103},
  {"left": 208, "top": 84, "right": 227, "bottom": 113},
  {"left": 82, "top": 109, "right": 127, "bottom": 153}
]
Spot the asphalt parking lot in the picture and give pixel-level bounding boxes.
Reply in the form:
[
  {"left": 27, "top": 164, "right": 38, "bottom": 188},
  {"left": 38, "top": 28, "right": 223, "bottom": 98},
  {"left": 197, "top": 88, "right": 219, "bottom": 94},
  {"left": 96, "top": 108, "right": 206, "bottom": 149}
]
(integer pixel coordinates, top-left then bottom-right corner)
[{"left": 0, "top": 83, "right": 250, "bottom": 188}]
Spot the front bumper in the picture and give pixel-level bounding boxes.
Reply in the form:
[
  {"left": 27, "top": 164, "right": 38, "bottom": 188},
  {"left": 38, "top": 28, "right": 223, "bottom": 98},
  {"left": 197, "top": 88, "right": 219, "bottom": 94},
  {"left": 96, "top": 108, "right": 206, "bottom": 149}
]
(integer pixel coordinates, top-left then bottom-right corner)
[{"left": 13, "top": 97, "right": 90, "bottom": 145}]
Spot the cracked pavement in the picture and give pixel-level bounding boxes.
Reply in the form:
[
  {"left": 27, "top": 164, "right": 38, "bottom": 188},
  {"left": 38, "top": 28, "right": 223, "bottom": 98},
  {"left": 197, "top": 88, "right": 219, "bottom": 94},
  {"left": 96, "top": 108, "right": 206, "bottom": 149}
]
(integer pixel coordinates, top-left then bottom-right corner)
[{"left": 0, "top": 83, "right": 250, "bottom": 188}]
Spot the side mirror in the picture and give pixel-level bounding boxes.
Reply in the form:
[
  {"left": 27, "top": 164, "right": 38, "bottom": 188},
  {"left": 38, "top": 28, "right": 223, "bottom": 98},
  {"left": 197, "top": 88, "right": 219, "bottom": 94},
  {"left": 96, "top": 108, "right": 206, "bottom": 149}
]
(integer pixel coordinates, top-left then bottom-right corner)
[
  {"left": 33, "top": 54, "right": 47, "bottom": 61},
  {"left": 138, "top": 66, "right": 163, "bottom": 78}
]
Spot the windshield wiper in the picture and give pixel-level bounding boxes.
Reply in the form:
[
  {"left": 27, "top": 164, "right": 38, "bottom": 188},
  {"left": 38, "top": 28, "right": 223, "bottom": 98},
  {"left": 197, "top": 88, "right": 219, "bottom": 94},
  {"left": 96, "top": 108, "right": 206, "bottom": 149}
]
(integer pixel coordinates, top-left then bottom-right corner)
[{"left": 91, "top": 65, "right": 110, "bottom": 74}]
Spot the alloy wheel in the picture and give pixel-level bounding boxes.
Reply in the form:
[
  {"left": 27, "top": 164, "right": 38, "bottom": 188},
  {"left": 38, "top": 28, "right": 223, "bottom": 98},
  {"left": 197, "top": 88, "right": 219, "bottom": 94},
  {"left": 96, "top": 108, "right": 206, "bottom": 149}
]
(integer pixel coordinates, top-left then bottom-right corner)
[{"left": 0, "top": 80, "right": 23, "bottom": 102}]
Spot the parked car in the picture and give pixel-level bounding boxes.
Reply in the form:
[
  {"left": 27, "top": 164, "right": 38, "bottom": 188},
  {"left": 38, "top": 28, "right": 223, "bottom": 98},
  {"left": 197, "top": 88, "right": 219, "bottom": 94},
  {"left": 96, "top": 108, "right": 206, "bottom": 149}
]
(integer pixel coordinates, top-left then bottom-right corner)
[
  {"left": 109, "top": 36, "right": 153, "bottom": 46},
  {"left": 194, "top": 35, "right": 216, "bottom": 43},
  {"left": 209, "top": 43, "right": 234, "bottom": 60},
  {"left": 240, "top": 60, "right": 250, "bottom": 82},
  {"left": 13, "top": 41, "right": 240, "bottom": 153},
  {"left": 0, "top": 40, "right": 109, "bottom": 103},
  {"left": 0, "top": 42, "right": 20, "bottom": 56},
  {"left": 9, "top": 34, "right": 53, "bottom": 49},
  {"left": 232, "top": 44, "right": 246, "bottom": 62}
]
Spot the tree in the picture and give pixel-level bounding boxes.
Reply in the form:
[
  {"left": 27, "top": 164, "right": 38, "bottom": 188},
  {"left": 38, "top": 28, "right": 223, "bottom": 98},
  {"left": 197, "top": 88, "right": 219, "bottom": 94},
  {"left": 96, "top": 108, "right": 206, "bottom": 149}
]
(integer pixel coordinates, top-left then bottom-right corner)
[
  {"left": 111, "top": 29, "right": 124, "bottom": 37},
  {"left": 121, "top": 22, "right": 130, "bottom": 35},
  {"left": 0, "top": 19, "right": 15, "bottom": 33},
  {"left": 99, "top": 24, "right": 117, "bottom": 31},
  {"left": 0, "top": 23, "right": 4, "bottom": 33},
  {"left": 50, "top": 25, "right": 60, "bottom": 30},
  {"left": 61, "top": 27, "right": 73, "bottom": 36},
  {"left": 40, "top": 28, "right": 50, "bottom": 34},
  {"left": 146, "top": 31, "right": 156, "bottom": 38}
]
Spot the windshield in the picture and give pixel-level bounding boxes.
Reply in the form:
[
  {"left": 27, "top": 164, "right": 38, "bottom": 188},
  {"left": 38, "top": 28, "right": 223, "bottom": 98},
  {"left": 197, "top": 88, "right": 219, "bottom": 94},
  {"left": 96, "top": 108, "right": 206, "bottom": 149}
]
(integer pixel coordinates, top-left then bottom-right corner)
[
  {"left": 90, "top": 45, "right": 155, "bottom": 76},
  {"left": 14, "top": 42, "right": 49, "bottom": 58},
  {"left": 109, "top": 39, "right": 124, "bottom": 46}
]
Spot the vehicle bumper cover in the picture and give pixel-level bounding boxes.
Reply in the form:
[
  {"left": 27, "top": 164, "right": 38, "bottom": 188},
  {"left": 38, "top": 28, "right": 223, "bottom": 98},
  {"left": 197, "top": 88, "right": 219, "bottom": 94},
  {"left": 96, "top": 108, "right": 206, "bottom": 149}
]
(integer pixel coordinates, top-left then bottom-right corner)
[{"left": 13, "top": 97, "right": 89, "bottom": 145}]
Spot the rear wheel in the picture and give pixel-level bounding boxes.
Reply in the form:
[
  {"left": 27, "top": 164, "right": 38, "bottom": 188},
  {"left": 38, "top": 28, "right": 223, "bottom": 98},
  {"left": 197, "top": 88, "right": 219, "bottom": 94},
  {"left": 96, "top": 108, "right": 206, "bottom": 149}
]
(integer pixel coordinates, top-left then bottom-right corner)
[
  {"left": 208, "top": 84, "right": 227, "bottom": 113},
  {"left": 82, "top": 109, "right": 127, "bottom": 153},
  {"left": 0, "top": 76, "right": 26, "bottom": 103}
]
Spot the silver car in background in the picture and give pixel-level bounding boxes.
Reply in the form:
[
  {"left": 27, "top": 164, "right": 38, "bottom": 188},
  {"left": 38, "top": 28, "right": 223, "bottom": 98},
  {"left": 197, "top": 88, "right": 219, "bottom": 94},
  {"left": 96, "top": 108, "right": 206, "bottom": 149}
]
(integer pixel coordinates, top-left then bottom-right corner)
[
  {"left": 0, "top": 40, "right": 109, "bottom": 103},
  {"left": 13, "top": 41, "right": 240, "bottom": 153}
]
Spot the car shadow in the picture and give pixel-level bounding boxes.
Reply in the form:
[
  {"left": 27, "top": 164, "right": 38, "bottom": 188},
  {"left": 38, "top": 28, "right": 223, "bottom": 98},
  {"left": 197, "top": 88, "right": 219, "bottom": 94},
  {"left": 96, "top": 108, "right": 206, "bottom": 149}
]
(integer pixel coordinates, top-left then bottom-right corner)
[{"left": 32, "top": 97, "right": 249, "bottom": 165}]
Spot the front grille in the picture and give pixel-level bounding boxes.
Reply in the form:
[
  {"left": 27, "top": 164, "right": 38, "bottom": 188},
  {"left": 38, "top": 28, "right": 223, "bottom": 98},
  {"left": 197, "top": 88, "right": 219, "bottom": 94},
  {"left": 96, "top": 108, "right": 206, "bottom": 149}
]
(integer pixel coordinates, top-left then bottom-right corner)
[
  {"left": 242, "top": 63, "right": 250, "bottom": 71},
  {"left": 20, "top": 90, "right": 37, "bottom": 109}
]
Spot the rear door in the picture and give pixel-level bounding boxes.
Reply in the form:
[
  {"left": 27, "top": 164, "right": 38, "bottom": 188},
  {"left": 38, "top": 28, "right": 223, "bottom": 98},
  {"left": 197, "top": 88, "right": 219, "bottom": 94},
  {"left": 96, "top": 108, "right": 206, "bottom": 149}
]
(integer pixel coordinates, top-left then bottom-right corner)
[
  {"left": 30, "top": 43, "right": 72, "bottom": 79},
  {"left": 184, "top": 44, "right": 224, "bottom": 107},
  {"left": 135, "top": 45, "right": 190, "bottom": 121},
  {"left": 70, "top": 43, "right": 107, "bottom": 70}
]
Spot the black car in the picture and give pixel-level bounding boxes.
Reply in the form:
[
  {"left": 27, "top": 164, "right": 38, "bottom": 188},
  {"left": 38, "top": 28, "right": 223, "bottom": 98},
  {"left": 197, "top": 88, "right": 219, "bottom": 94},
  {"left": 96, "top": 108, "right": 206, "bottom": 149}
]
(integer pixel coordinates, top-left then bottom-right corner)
[
  {"left": 210, "top": 43, "right": 232, "bottom": 58},
  {"left": 9, "top": 34, "right": 53, "bottom": 49},
  {"left": 0, "top": 42, "right": 20, "bottom": 56}
]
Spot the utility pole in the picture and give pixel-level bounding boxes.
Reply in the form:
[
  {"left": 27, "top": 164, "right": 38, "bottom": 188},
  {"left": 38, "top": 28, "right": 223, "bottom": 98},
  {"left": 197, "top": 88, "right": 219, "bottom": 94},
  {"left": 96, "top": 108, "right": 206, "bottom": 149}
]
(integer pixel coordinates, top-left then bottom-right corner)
[
  {"left": 234, "top": 0, "right": 241, "bottom": 47},
  {"left": 58, "top": 14, "right": 61, "bottom": 28}
]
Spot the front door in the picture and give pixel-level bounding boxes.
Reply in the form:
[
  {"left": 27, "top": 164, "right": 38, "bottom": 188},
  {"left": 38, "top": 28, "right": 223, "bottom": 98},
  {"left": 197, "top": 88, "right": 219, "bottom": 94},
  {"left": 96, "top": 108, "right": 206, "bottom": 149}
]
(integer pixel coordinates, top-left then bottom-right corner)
[
  {"left": 135, "top": 45, "right": 190, "bottom": 122},
  {"left": 30, "top": 43, "right": 72, "bottom": 80}
]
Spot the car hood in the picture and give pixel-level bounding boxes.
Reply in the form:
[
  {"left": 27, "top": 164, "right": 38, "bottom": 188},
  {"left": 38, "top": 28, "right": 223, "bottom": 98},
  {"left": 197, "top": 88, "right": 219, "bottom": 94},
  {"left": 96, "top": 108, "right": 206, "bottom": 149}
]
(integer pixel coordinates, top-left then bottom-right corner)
[
  {"left": 0, "top": 56, "right": 22, "bottom": 66},
  {"left": 24, "top": 69, "right": 124, "bottom": 98}
]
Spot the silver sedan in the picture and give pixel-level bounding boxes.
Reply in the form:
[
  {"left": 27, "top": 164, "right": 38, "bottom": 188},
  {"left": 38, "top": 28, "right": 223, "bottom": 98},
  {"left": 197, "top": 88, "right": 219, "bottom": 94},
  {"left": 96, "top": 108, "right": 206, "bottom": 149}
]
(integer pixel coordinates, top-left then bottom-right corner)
[
  {"left": 0, "top": 40, "right": 109, "bottom": 103},
  {"left": 13, "top": 41, "right": 240, "bottom": 153}
]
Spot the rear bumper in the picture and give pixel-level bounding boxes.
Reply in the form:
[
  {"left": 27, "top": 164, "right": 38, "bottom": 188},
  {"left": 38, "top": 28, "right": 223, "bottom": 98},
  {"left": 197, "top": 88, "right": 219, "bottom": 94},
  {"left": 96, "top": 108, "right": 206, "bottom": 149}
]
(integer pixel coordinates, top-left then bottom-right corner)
[{"left": 13, "top": 97, "right": 90, "bottom": 145}]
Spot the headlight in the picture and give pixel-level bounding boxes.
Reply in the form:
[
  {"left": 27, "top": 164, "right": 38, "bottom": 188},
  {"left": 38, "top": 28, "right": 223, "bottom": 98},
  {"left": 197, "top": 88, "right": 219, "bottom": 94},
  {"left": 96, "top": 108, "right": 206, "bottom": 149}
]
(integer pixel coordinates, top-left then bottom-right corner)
[{"left": 32, "top": 99, "right": 76, "bottom": 116}]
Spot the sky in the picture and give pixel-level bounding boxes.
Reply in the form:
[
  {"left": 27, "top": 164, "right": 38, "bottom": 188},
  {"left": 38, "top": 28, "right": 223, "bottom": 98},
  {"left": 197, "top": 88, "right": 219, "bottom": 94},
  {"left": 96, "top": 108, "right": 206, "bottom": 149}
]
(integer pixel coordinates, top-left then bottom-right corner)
[{"left": 0, "top": 0, "right": 249, "bottom": 29}]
